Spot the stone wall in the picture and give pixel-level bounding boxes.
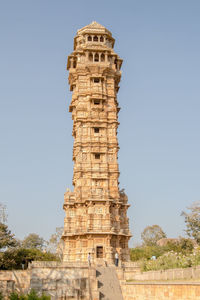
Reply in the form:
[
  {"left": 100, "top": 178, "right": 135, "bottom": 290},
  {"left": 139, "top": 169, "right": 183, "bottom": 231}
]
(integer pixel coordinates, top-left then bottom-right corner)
[
  {"left": 0, "top": 270, "right": 30, "bottom": 295},
  {"left": 118, "top": 265, "right": 200, "bottom": 299},
  {"left": 0, "top": 281, "right": 15, "bottom": 299},
  {"left": 120, "top": 262, "right": 141, "bottom": 280},
  {"left": 30, "top": 262, "right": 93, "bottom": 299},
  {"left": 121, "top": 282, "right": 200, "bottom": 300},
  {"left": 0, "top": 262, "right": 99, "bottom": 300},
  {"left": 122, "top": 266, "right": 200, "bottom": 281},
  {"left": 1, "top": 264, "right": 200, "bottom": 300}
]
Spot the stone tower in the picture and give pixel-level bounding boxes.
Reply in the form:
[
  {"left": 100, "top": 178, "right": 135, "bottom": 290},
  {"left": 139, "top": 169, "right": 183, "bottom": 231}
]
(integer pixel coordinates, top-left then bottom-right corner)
[{"left": 62, "top": 22, "right": 131, "bottom": 264}]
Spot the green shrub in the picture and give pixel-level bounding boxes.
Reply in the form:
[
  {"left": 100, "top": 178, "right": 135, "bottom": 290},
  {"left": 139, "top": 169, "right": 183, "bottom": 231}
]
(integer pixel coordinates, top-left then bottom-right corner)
[
  {"left": 9, "top": 292, "right": 19, "bottom": 300},
  {"left": 130, "top": 245, "right": 165, "bottom": 261},
  {"left": 141, "top": 249, "right": 200, "bottom": 271},
  {"left": 130, "top": 238, "right": 199, "bottom": 272},
  {"left": 0, "top": 291, "right": 4, "bottom": 300},
  {"left": 9, "top": 290, "right": 50, "bottom": 300},
  {"left": 162, "top": 238, "right": 194, "bottom": 255},
  {"left": 39, "top": 295, "right": 50, "bottom": 300},
  {"left": 27, "top": 290, "right": 39, "bottom": 300}
]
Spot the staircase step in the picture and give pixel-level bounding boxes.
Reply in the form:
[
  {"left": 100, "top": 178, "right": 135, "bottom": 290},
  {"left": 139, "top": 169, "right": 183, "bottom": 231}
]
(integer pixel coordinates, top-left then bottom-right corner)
[{"left": 96, "top": 266, "right": 123, "bottom": 300}]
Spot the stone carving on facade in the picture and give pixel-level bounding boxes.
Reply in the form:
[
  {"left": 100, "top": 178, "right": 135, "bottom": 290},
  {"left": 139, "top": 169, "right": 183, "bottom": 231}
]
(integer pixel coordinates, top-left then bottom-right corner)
[{"left": 62, "top": 22, "right": 132, "bottom": 264}]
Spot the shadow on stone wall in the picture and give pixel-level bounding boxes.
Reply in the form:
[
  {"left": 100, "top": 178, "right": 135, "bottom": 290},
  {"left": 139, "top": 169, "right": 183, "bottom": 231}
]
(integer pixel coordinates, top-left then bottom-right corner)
[
  {"left": 30, "top": 267, "right": 89, "bottom": 300},
  {"left": 0, "top": 264, "right": 100, "bottom": 300}
]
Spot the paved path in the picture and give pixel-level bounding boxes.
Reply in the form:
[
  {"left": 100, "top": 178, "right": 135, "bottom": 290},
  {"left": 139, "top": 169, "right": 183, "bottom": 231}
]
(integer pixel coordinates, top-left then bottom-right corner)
[{"left": 96, "top": 266, "right": 123, "bottom": 300}]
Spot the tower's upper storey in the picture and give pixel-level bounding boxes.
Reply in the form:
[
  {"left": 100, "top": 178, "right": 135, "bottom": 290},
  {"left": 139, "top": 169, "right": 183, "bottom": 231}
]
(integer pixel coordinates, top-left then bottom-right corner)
[
  {"left": 67, "top": 22, "right": 123, "bottom": 92},
  {"left": 74, "top": 21, "right": 115, "bottom": 50}
]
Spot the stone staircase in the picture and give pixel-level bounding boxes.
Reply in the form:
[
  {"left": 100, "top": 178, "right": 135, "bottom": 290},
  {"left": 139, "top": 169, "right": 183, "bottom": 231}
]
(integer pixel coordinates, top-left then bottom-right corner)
[{"left": 95, "top": 266, "right": 123, "bottom": 300}]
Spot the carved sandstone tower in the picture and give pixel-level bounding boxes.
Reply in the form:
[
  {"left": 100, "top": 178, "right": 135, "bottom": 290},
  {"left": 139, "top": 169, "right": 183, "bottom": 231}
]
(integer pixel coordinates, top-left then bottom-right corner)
[{"left": 62, "top": 22, "right": 131, "bottom": 263}]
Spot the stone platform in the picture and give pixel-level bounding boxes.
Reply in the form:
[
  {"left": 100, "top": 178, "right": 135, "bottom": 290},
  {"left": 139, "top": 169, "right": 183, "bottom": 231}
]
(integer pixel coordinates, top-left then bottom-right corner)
[
  {"left": 0, "top": 261, "right": 126, "bottom": 300},
  {"left": 1, "top": 262, "right": 200, "bottom": 299}
]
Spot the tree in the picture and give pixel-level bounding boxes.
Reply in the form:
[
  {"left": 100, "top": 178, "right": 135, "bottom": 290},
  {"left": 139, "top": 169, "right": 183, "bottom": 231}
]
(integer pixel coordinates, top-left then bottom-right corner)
[
  {"left": 0, "top": 203, "right": 7, "bottom": 224},
  {"left": 0, "top": 223, "right": 17, "bottom": 250},
  {"left": 0, "top": 203, "right": 17, "bottom": 250},
  {"left": 0, "top": 248, "right": 58, "bottom": 270},
  {"left": 141, "top": 225, "right": 166, "bottom": 246},
  {"left": 22, "top": 233, "right": 45, "bottom": 250},
  {"left": 47, "top": 227, "right": 64, "bottom": 259},
  {"left": 181, "top": 201, "right": 200, "bottom": 243}
]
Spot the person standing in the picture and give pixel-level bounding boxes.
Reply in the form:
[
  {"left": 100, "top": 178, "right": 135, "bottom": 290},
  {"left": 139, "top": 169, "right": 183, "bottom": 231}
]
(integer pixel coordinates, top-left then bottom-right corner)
[
  {"left": 21, "top": 259, "right": 25, "bottom": 270},
  {"left": 88, "top": 252, "right": 91, "bottom": 267},
  {"left": 115, "top": 252, "right": 119, "bottom": 267}
]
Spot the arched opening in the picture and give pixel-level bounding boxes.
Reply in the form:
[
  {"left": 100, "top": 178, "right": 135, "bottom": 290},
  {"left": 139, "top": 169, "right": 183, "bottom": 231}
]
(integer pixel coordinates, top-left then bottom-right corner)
[
  {"left": 94, "top": 127, "right": 100, "bottom": 133},
  {"left": 71, "top": 84, "right": 76, "bottom": 91},
  {"left": 96, "top": 246, "right": 103, "bottom": 258},
  {"left": 101, "top": 53, "right": 105, "bottom": 62},
  {"left": 93, "top": 78, "right": 100, "bottom": 83},
  {"left": 94, "top": 53, "right": 99, "bottom": 62},
  {"left": 88, "top": 36, "right": 92, "bottom": 41},
  {"left": 94, "top": 99, "right": 100, "bottom": 105},
  {"left": 114, "top": 58, "right": 118, "bottom": 69},
  {"left": 100, "top": 36, "right": 104, "bottom": 42},
  {"left": 94, "top": 153, "right": 100, "bottom": 159},
  {"left": 89, "top": 53, "right": 93, "bottom": 62},
  {"left": 73, "top": 60, "right": 76, "bottom": 68},
  {"left": 93, "top": 35, "right": 98, "bottom": 42}
]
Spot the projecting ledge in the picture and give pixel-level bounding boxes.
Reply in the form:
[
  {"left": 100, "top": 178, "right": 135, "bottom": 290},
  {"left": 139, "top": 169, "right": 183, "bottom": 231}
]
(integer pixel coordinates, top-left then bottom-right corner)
[{"left": 62, "top": 231, "right": 132, "bottom": 237}]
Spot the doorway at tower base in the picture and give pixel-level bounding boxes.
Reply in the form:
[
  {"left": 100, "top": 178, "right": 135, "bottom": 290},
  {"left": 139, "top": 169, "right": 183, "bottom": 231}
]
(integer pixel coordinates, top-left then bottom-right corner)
[{"left": 62, "top": 234, "right": 130, "bottom": 264}]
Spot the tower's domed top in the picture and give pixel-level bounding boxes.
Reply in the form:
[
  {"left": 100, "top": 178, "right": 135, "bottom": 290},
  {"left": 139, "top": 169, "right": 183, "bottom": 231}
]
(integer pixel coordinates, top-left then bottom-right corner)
[
  {"left": 86, "top": 21, "right": 106, "bottom": 29},
  {"left": 77, "top": 21, "right": 112, "bottom": 37}
]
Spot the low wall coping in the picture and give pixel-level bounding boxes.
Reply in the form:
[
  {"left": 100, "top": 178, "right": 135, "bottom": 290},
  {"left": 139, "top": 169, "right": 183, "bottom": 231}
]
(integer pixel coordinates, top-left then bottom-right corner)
[
  {"left": 29, "top": 261, "right": 89, "bottom": 269},
  {"left": 123, "top": 281, "right": 200, "bottom": 286}
]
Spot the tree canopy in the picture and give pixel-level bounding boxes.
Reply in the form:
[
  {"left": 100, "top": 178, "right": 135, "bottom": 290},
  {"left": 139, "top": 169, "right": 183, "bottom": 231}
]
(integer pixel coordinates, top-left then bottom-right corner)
[
  {"left": 47, "top": 227, "right": 64, "bottom": 259},
  {"left": 0, "top": 248, "right": 58, "bottom": 270},
  {"left": 0, "top": 223, "right": 17, "bottom": 250},
  {"left": 22, "top": 233, "right": 45, "bottom": 250},
  {"left": 0, "top": 203, "right": 7, "bottom": 224},
  {"left": 141, "top": 224, "right": 166, "bottom": 246},
  {"left": 181, "top": 201, "right": 200, "bottom": 244}
]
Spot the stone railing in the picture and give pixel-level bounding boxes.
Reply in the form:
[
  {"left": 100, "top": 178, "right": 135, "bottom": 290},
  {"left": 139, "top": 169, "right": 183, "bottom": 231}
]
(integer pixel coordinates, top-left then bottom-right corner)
[
  {"left": 117, "top": 264, "right": 200, "bottom": 281},
  {"left": 131, "top": 265, "right": 200, "bottom": 281}
]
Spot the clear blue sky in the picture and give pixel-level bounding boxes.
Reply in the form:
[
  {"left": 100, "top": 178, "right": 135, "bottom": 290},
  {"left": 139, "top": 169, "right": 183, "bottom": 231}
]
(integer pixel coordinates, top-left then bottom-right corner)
[{"left": 0, "top": 0, "right": 200, "bottom": 246}]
